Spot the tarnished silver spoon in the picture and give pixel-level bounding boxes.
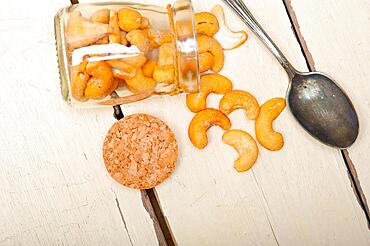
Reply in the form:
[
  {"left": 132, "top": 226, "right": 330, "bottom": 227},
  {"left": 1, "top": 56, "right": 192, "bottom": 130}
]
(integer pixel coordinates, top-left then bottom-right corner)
[{"left": 222, "top": 0, "right": 359, "bottom": 148}]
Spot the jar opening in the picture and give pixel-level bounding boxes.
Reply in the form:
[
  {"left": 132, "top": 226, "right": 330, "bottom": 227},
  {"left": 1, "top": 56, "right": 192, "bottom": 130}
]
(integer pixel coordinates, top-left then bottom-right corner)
[{"left": 171, "top": 0, "right": 200, "bottom": 94}]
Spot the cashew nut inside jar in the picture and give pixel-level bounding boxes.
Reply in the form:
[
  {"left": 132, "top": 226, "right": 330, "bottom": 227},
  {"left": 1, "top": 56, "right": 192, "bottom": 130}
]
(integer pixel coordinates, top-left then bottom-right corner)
[{"left": 55, "top": 0, "right": 200, "bottom": 107}]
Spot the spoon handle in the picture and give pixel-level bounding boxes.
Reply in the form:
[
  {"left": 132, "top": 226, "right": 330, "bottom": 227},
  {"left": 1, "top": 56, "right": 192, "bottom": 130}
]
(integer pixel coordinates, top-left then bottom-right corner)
[{"left": 222, "top": 0, "right": 296, "bottom": 78}]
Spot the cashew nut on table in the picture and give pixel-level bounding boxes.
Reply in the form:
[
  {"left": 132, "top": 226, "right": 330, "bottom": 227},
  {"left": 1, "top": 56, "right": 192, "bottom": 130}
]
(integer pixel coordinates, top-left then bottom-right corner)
[
  {"left": 255, "top": 98, "right": 286, "bottom": 151},
  {"left": 222, "top": 129, "right": 259, "bottom": 172},
  {"left": 187, "top": 8, "right": 285, "bottom": 172},
  {"left": 195, "top": 12, "right": 219, "bottom": 37},
  {"left": 186, "top": 74, "right": 233, "bottom": 113},
  {"left": 219, "top": 90, "right": 260, "bottom": 120},
  {"left": 190, "top": 8, "right": 286, "bottom": 172},
  {"left": 198, "top": 52, "right": 214, "bottom": 73},
  {"left": 188, "top": 109, "right": 231, "bottom": 149}
]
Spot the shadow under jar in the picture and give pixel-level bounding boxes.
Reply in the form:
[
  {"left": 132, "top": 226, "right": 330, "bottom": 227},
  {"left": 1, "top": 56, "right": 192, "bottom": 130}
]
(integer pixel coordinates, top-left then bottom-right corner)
[{"left": 55, "top": 0, "right": 199, "bottom": 108}]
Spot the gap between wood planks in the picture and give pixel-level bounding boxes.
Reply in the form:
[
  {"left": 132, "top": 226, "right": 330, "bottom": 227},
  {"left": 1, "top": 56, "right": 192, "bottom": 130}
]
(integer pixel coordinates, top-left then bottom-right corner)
[
  {"left": 114, "top": 106, "right": 175, "bottom": 246},
  {"left": 69, "top": 0, "right": 176, "bottom": 245},
  {"left": 282, "top": 0, "right": 370, "bottom": 227}
]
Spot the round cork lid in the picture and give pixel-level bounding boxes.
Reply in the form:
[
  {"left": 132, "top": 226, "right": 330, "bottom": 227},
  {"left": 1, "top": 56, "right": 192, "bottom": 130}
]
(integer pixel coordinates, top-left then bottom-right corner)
[{"left": 103, "top": 114, "right": 178, "bottom": 189}]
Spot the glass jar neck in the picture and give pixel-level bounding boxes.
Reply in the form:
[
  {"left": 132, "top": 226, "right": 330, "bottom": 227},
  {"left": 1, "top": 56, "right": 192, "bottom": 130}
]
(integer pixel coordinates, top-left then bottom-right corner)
[{"left": 170, "top": 0, "right": 200, "bottom": 93}]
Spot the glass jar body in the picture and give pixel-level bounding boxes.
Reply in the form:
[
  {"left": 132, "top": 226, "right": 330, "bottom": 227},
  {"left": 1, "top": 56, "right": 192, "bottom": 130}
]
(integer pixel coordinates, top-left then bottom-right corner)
[{"left": 55, "top": 0, "right": 199, "bottom": 107}]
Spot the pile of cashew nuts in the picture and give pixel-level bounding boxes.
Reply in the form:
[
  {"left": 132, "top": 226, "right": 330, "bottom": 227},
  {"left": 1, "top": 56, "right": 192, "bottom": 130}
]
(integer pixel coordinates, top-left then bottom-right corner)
[
  {"left": 66, "top": 7, "right": 176, "bottom": 102},
  {"left": 187, "top": 11, "right": 286, "bottom": 172},
  {"left": 187, "top": 75, "right": 286, "bottom": 172}
]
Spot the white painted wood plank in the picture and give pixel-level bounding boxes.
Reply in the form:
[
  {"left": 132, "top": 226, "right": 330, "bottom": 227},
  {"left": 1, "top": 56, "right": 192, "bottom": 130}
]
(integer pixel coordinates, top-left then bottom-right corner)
[
  {"left": 0, "top": 0, "right": 159, "bottom": 245},
  {"left": 89, "top": 0, "right": 370, "bottom": 244},
  {"left": 289, "top": 0, "right": 370, "bottom": 214}
]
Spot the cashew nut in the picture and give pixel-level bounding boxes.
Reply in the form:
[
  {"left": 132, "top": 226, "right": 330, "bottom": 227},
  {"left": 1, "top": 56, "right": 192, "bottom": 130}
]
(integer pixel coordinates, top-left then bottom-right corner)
[
  {"left": 153, "top": 43, "right": 176, "bottom": 83},
  {"left": 140, "top": 17, "right": 150, "bottom": 29},
  {"left": 120, "top": 31, "right": 128, "bottom": 46},
  {"left": 71, "top": 61, "right": 88, "bottom": 101},
  {"left": 106, "top": 59, "right": 137, "bottom": 80},
  {"left": 126, "top": 68, "right": 156, "bottom": 93},
  {"left": 198, "top": 52, "right": 214, "bottom": 73},
  {"left": 71, "top": 60, "right": 116, "bottom": 100},
  {"left": 147, "top": 29, "right": 172, "bottom": 47},
  {"left": 188, "top": 108, "right": 231, "bottom": 149},
  {"left": 186, "top": 94, "right": 206, "bottom": 113},
  {"left": 84, "top": 61, "right": 114, "bottom": 99},
  {"left": 140, "top": 29, "right": 158, "bottom": 50},
  {"left": 120, "top": 53, "right": 147, "bottom": 68},
  {"left": 94, "top": 36, "right": 109, "bottom": 45},
  {"left": 195, "top": 12, "right": 219, "bottom": 37},
  {"left": 255, "top": 98, "right": 286, "bottom": 151},
  {"left": 157, "top": 43, "right": 175, "bottom": 66},
  {"left": 90, "top": 9, "right": 110, "bottom": 24},
  {"left": 222, "top": 130, "right": 258, "bottom": 172},
  {"left": 199, "top": 73, "right": 233, "bottom": 94},
  {"left": 211, "top": 5, "right": 248, "bottom": 50},
  {"left": 186, "top": 74, "right": 233, "bottom": 113},
  {"left": 66, "top": 11, "right": 109, "bottom": 51},
  {"left": 176, "top": 20, "right": 194, "bottom": 39},
  {"left": 103, "top": 77, "right": 120, "bottom": 97},
  {"left": 142, "top": 60, "right": 156, "bottom": 77},
  {"left": 153, "top": 65, "right": 175, "bottom": 84},
  {"left": 116, "top": 78, "right": 126, "bottom": 88},
  {"left": 118, "top": 8, "right": 143, "bottom": 32},
  {"left": 197, "top": 35, "right": 224, "bottom": 72},
  {"left": 108, "top": 11, "right": 121, "bottom": 43},
  {"left": 126, "top": 29, "right": 150, "bottom": 54},
  {"left": 179, "top": 54, "right": 197, "bottom": 74},
  {"left": 219, "top": 90, "right": 260, "bottom": 120}
]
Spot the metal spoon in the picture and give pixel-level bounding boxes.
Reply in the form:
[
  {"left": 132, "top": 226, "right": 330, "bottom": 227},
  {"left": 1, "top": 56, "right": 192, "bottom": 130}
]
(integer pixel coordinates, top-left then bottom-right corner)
[{"left": 222, "top": 0, "right": 359, "bottom": 148}]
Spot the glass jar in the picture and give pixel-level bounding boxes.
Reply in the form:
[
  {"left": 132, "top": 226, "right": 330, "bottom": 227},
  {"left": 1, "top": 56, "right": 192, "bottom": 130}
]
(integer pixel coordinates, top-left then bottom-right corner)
[{"left": 54, "top": 0, "right": 199, "bottom": 107}]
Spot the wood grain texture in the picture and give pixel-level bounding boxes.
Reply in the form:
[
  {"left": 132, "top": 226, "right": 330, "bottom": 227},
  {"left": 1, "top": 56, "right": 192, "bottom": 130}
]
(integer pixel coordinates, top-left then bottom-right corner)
[
  {"left": 288, "top": 0, "right": 370, "bottom": 221},
  {"left": 74, "top": 0, "right": 370, "bottom": 245},
  {"left": 0, "top": 0, "right": 159, "bottom": 245}
]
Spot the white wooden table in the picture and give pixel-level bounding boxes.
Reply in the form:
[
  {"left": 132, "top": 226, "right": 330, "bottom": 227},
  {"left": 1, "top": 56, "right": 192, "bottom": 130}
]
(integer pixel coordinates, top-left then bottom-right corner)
[{"left": 1, "top": 0, "right": 369, "bottom": 245}]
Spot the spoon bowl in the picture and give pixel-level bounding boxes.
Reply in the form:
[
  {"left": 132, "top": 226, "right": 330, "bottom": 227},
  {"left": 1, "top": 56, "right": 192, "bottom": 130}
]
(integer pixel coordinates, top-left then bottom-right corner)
[
  {"left": 222, "top": 0, "right": 360, "bottom": 148},
  {"left": 288, "top": 72, "right": 359, "bottom": 148}
]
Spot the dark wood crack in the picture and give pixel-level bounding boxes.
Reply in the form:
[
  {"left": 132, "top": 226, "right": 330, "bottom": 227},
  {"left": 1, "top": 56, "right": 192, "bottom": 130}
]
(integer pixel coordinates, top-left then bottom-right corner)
[
  {"left": 142, "top": 190, "right": 176, "bottom": 246},
  {"left": 113, "top": 103, "right": 175, "bottom": 245},
  {"left": 113, "top": 191, "right": 134, "bottom": 246},
  {"left": 341, "top": 150, "right": 370, "bottom": 227},
  {"left": 282, "top": 0, "right": 370, "bottom": 228},
  {"left": 69, "top": 0, "right": 178, "bottom": 243}
]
